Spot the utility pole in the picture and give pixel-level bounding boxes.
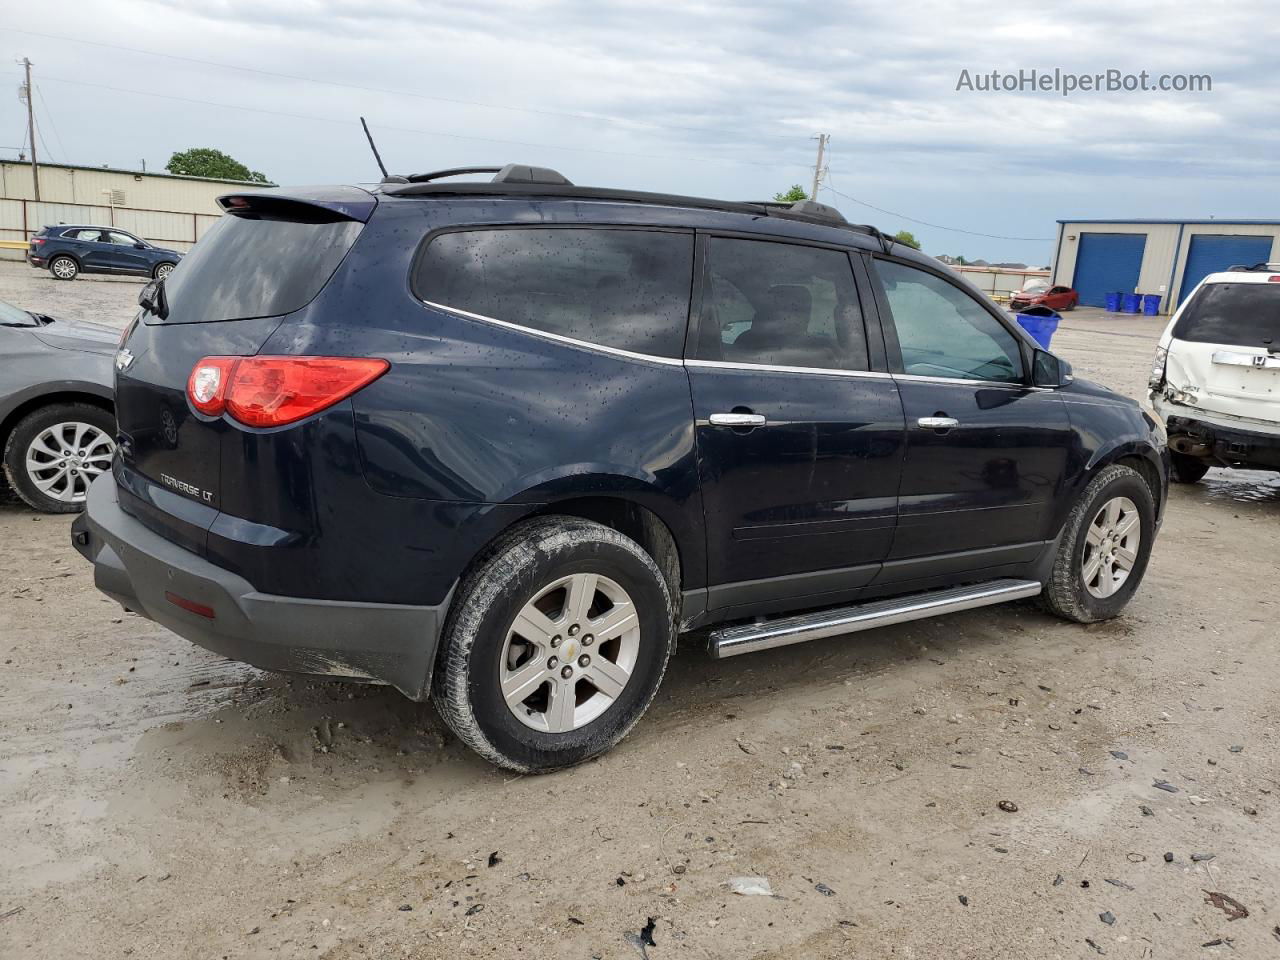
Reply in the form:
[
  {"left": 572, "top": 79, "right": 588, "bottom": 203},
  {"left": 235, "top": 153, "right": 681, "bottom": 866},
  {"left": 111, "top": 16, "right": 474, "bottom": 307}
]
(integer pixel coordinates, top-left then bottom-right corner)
[
  {"left": 19, "top": 58, "right": 40, "bottom": 200},
  {"left": 810, "top": 133, "right": 829, "bottom": 200}
]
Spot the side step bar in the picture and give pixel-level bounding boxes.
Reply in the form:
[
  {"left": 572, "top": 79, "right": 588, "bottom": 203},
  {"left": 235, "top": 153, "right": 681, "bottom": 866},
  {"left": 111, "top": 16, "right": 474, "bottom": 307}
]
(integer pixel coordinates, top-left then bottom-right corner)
[{"left": 708, "top": 578, "right": 1042, "bottom": 659}]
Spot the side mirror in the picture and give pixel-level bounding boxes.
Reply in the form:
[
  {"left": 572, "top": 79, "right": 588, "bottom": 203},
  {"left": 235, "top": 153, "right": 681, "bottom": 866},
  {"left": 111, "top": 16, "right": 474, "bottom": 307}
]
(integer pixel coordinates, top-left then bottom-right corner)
[
  {"left": 1033, "top": 349, "right": 1072, "bottom": 387},
  {"left": 134, "top": 242, "right": 146, "bottom": 249}
]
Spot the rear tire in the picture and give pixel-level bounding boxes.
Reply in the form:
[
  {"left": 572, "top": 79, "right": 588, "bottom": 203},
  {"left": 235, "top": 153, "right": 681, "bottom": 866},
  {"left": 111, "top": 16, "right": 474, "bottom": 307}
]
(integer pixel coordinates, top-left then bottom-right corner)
[
  {"left": 432, "top": 516, "right": 675, "bottom": 772},
  {"left": 3, "top": 403, "right": 115, "bottom": 513},
  {"left": 1041, "top": 464, "right": 1155, "bottom": 623},
  {"left": 49, "top": 256, "right": 78, "bottom": 281},
  {"left": 1170, "top": 453, "right": 1210, "bottom": 484}
]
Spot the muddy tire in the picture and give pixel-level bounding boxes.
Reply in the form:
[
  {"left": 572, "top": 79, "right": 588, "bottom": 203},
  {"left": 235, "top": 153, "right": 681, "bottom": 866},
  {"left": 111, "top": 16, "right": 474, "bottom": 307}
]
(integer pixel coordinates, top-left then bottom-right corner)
[
  {"left": 1041, "top": 464, "right": 1156, "bottom": 624},
  {"left": 432, "top": 516, "right": 675, "bottom": 773},
  {"left": 1170, "top": 452, "right": 1209, "bottom": 484}
]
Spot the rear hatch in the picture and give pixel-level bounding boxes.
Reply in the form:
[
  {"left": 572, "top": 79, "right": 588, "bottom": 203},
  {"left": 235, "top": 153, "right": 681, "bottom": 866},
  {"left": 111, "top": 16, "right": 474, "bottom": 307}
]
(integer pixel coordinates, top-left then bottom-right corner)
[
  {"left": 1165, "top": 279, "right": 1280, "bottom": 425},
  {"left": 114, "top": 188, "right": 372, "bottom": 552}
]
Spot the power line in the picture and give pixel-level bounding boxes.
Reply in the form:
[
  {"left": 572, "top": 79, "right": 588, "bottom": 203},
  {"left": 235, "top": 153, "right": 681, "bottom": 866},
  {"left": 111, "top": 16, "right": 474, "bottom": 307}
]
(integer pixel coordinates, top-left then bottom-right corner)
[
  {"left": 822, "top": 174, "right": 1054, "bottom": 243},
  {"left": 39, "top": 74, "right": 806, "bottom": 172},
  {"left": 11, "top": 26, "right": 802, "bottom": 144},
  {"left": 33, "top": 84, "right": 70, "bottom": 163}
]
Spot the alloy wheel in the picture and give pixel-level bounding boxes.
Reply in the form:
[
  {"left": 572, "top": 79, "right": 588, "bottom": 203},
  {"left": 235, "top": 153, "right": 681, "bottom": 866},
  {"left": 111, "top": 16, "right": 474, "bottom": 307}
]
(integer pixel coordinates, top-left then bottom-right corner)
[
  {"left": 1082, "top": 496, "right": 1140, "bottom": 599},
  {"left": 24, "top": 421, "right": 114, "bottom": 503},
  {"left": 51, "top": 258, "right": 77, "bottom": 279},
  {"left": 500, "top": 572, "right": 640, "bottom": 734}
]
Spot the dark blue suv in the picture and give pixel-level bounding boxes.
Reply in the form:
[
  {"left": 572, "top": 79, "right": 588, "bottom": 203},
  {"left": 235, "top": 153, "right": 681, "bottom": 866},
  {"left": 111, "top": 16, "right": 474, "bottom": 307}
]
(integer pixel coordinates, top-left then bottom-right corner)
[
  {"left": 28, "top": 225, "right": 183, "bottom": 281},
  {"left": 72, "top": 165, "right": 1168, "bottom": 771}
]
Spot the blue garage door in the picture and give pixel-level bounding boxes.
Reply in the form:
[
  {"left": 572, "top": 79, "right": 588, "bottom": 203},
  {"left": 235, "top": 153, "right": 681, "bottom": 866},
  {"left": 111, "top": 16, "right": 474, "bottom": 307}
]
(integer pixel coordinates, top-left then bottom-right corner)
[
  {"left": 1072, "top": 233, "right": 1147, "bottom": 307},
  {"left": 1177, "top": 234, "right": 1275, "bottom": 306}
]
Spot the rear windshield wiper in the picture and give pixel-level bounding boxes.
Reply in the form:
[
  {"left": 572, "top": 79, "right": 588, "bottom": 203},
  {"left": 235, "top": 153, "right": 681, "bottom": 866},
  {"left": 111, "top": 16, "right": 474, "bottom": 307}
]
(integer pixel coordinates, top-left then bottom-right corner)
[{"left": 138, "top": 277, "right": 169, "bottom": 320}]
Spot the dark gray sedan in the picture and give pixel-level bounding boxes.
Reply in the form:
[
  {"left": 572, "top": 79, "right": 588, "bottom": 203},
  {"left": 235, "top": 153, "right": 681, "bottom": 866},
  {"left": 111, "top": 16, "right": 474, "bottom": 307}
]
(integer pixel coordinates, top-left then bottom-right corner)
[{"left": 0, "top": 299, "right": 116, "bottom": 513}]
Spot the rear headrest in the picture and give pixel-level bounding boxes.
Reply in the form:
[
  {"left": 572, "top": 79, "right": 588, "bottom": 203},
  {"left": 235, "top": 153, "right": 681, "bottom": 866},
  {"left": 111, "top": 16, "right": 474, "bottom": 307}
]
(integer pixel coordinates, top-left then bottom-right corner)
[{"left": 766, "top": 283, "right": 812, "bottom": 320}]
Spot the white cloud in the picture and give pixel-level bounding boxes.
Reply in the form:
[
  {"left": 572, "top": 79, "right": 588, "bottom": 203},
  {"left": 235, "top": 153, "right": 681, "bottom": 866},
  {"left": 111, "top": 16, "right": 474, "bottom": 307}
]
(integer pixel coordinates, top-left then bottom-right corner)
[{"left": 3, "top": 0, "right": 1277, "bottom": 260}]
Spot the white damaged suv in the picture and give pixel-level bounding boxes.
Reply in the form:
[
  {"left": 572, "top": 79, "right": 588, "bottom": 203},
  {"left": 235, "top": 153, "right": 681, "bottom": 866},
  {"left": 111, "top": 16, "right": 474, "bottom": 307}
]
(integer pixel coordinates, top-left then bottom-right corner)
[{"left": 1149, "top": 264, "right": 1280, "bottom": 483}]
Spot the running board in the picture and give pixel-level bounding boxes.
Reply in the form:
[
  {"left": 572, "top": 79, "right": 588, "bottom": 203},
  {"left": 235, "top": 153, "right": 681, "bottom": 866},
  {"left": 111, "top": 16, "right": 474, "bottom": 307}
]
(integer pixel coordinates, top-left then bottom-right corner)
[{"left": 707, "top": 578, "right": 1043, "bottom": 659}]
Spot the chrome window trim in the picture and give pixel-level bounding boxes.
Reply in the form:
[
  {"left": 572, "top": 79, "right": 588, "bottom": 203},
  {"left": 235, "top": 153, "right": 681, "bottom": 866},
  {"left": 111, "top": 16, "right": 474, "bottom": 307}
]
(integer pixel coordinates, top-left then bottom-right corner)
[
  {"left": 420, "top": 299, "right": 686, "bottom": 367},
  {"left": 893, "top": 372, "right": 1038, "bottom": 389},
  {"left": 684, "top": 358, "right": 893, "bottom": 380}
]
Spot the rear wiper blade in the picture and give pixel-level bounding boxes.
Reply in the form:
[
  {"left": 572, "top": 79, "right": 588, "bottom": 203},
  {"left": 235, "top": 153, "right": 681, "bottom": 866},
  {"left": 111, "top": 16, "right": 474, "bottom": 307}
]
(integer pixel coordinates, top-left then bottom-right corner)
[{"left": 138, "top": 277, "right": 169, "bottom": 320}]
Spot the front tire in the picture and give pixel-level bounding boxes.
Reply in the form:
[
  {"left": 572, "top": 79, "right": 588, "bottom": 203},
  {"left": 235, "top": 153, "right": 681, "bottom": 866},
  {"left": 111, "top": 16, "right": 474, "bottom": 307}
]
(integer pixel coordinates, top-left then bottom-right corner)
[
  {"left": 2, "top": 403, "right": 116, "bottom": 513},
  {"left": 49, "top": 256, "right": 78, "bottom": 281},
  {"left": 432, "top": 516, "right": 675, "bottom": 773},
  {"left": 1041, "top": 464, "right": 1155, "bottom": 623},
  {"left": 1170, "top": 452, "right": 1210, "bottom": 484},
  {"left": 153, "top": 261, "right": 177, "bottom": 280}
]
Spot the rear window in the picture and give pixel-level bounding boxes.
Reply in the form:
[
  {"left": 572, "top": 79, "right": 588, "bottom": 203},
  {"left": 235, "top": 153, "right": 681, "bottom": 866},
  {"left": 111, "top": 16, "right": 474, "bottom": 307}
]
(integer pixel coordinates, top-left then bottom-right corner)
[
  {"left": 414, "top": 227, "right": 694, "bottom": 359},
  {"left": 1174, "top": 282, "right": 1280, "bottom": 346},
  {"left": 156, "top": 212, "right": 362, "bottom": 325}
]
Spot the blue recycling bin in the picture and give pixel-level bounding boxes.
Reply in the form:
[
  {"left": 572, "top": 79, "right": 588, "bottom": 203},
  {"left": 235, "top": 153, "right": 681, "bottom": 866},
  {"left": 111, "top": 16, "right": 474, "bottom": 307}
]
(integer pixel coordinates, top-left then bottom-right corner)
[
  {"left": 1142, "top": 294, "right": 1162, "bottom": 316},
  {"left": 1014, "top": 305, "right": 1060, "bottom": 349},
  {"left": 1121, "top": 292, "right": 1141, "bottom": 313},
  {"left": 1104, "top": 292, "right": 1122, "bottom": 312}
]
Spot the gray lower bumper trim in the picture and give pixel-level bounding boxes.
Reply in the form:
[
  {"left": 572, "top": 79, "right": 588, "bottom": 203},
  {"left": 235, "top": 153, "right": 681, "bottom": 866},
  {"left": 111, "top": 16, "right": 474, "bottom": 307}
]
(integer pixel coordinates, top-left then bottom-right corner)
[{"left": 72, "top": 475, "right": 447, "bottom": 700}]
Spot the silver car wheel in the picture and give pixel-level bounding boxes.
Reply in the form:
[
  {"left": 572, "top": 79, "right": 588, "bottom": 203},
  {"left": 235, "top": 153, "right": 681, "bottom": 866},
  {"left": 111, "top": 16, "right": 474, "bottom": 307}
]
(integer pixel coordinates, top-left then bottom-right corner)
[
  {"left": 25, "top": 421, "right": 114, "bottom": 504},
  {"left": 51, "top": 257, "right": 77, "bottom": 280},
  {"left": 500, "top": 572, "right": 641, "bottom": 734},
  {"left": 155, "top": 263, "right": 175, "bottom": 279},
  {"left": 1082, "top": 495, "right": 1140, "bottom": 599}
]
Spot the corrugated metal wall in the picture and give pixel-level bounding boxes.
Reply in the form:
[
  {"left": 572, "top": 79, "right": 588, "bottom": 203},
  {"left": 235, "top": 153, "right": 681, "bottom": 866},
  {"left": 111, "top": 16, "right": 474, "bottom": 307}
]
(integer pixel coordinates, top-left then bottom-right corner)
[
  {"left": 1, "top": 161, "right": 264, "bottom": 259},
  {"left": 1053, "top": 221, "right": 1280, "bottom": 314}
]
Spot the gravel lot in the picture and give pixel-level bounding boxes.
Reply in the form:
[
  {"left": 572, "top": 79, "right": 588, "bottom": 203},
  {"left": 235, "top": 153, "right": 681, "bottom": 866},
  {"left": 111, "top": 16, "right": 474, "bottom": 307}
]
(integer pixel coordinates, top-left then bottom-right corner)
[{"left": 2, "top": 260, "right": 1279, "bottom": 959}]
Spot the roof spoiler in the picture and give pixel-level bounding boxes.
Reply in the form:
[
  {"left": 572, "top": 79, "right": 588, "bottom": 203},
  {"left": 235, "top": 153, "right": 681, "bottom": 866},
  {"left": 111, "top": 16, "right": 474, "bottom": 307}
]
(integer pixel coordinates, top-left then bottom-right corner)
[{"left": 217, "top": 185, "right": 378, "bottom": 222}]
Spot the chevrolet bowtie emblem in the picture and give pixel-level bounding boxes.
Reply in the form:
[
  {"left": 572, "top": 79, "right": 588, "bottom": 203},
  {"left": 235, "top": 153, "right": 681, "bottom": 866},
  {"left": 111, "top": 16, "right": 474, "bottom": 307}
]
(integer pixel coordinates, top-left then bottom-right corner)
[{"left": 115, "top": 348, "right": 134, "bottom": 371}]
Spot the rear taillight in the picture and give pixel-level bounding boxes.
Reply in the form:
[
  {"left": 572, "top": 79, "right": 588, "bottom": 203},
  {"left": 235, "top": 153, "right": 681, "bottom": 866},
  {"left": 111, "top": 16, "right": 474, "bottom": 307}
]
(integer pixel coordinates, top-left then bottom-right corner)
[
  {"left": 1269, "top": 275, "right": 1280, "bottom": 283},
  {"left": 188, "top": 356, "right": 389, "bottom": 427},
  {"left": 31, "top": 236, "right": 45, "bottom": 246}
]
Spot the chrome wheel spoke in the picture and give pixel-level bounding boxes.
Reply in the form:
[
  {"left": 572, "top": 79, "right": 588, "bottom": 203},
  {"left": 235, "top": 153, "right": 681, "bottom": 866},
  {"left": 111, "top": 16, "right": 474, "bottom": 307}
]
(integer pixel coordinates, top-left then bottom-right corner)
[
  {"left": 585, "top": 657, "right": 629, "bottom": 699},
  {"left": 512, "top": 606, "right": 560, "bottom": 646},
  {"left": 32, "top": 466, "right": 69, "bottom": 494},
  {"left": 587, "top": 602, "right": 638, "bottom": 642},
  {"left": 545, "top": 680, "right": 578, "bottom": 733},
  {"left": 1113, "top": 545, "right": 1138, "bottom": 571},
  {"left": 501, "top": 658, "right": 547, "bottom": 708},
  {"left": 1082, "top": 553, "right": 1102, "bottom": 584},
  {"left": 566, "top": 573, "right": 598, "bottom": 624},
  {"left": 1115, "top": 513, "right": 1139, "bottom": 538},
  {"left": 1085, "top": 523, "right": 1106, "bottom": 547}
]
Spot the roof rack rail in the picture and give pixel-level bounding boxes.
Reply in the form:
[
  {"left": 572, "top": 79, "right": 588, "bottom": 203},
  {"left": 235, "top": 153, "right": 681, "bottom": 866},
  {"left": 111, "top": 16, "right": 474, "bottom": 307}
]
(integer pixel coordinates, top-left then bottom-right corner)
[
  {"left": 381, "top": 164, "right": 573, "bottom": 186},
  {"left": 1229, "top": 261, "right": 1280, "bottom": 272}
]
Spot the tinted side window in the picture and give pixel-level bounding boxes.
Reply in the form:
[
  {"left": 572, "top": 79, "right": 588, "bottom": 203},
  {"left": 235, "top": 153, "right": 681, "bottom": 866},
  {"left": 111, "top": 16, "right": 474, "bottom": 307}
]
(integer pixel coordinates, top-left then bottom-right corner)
[
  {"left": 1173, "top": 282, "right": 1280, "bottom": 346},
  {"left": 875, "top": 259, "right": 1023, "bottom": 382},
  {"left": 415, "top": 228, "right": 694, "bottom": 359},
  {"left": 695, "top": 237, "right": 869, "bottom": 371}
]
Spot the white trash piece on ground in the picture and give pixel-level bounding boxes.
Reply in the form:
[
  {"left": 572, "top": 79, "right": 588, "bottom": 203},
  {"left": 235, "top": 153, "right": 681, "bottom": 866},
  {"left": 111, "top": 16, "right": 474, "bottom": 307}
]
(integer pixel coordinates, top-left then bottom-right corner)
[{"left": 726, "top": 876, "right": 775, "bottom": 897}]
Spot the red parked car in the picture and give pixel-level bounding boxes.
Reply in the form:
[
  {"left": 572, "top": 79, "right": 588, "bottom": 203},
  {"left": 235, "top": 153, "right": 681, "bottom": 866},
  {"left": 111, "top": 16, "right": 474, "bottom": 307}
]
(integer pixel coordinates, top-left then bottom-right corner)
[{"left": 1010, "top": 279, "right": 1078, "bottom": 312}]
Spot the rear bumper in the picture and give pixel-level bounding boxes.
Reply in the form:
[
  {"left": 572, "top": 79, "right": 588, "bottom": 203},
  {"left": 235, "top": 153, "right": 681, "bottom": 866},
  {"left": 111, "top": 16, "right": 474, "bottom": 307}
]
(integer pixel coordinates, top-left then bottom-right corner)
[
  {"left": 1158, "top": 408, "right": 1280, "bottom": 471},
  {"left": 27, "top": 254, "right": 45, "bottom": 267},
  {"left": 72, "top": 474, "right": 448, "bottom": 700}
]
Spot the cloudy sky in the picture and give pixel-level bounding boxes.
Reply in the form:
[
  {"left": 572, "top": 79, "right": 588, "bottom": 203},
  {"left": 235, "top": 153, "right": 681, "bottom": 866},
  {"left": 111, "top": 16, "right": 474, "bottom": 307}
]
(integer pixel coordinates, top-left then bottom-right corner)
[{"left": 3, "top": 1, "right": 1276, "bottom": 262}]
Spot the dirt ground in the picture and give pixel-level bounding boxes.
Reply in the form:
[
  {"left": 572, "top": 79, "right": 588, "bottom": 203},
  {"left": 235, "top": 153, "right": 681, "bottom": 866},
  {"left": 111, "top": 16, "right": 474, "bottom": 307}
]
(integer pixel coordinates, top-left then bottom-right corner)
[{"left": 2, "top": 261, "right": 1279, "bottom": 959}]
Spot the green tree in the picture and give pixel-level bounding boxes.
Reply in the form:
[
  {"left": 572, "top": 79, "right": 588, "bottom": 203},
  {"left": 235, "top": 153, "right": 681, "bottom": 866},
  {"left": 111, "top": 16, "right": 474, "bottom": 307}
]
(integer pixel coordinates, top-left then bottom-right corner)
[
  {"left": 773, "top": 184, "right": 808, "bottom": 203},
  {"left": 166, "top": 148, "right": 270, "bottom": 183},
  {"left": 893, "top": 229, "right": 921, "bottom": 250}
]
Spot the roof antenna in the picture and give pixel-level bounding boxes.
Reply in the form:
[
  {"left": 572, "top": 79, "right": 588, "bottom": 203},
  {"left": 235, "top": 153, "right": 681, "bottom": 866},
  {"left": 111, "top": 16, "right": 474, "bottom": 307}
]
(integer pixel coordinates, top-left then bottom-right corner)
[{"left": 360, "top": 116, "right": 389, "bottom": 179}]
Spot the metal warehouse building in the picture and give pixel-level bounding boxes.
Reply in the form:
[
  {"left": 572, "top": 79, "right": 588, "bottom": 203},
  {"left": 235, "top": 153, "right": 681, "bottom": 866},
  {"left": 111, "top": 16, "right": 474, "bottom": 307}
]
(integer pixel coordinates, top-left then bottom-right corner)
[
  {"left": 1051, "top": 219, "right": 1280, "bottom": 314},
  {"left": 0, "top": 160, "right": 269, "bottom": 261}
]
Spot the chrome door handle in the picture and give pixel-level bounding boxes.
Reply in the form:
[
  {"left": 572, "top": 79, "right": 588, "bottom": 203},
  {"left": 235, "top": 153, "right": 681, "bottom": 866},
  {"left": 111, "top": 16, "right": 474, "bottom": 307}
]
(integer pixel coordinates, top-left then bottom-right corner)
[
  {"left": 917, "top": 416, "right": 959, "bottom": 430},
  {"left": 709, "top": 412, "right": 767, "bottom": 427}
]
